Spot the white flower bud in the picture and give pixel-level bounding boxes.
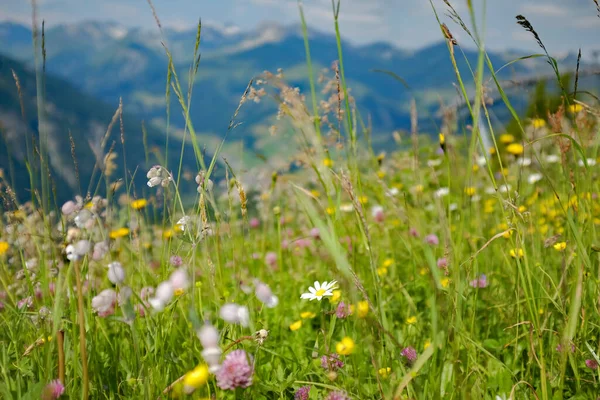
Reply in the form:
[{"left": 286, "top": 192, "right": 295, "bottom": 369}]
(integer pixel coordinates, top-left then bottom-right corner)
[{"left": 107, "top": 262, "right": 125, "bottom": 285}]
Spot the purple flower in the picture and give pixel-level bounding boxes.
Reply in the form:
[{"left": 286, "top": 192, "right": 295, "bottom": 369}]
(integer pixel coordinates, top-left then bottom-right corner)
[
  {"left": 249, "top": 218, "right": 260, "bottom": 229},
  {"left": 585, "top": 359, "right": 599, "bottom": 369},
  {"left": 321, "top": 353, "right": 344, "bottom": 371},
  {"left": 42, "top": 379, "right": 65, "bottom": 400},
  {"left": 216, "top": 349, "right": 254, "bottom": 390},
  {"left": 556, "top": 342, "right": 575, "bottom": 353},
  {"left": 169, "top": 255, "right": 183, "bottom": 267},
  {"left": 17, "top": 296, "right": 33, "bottom": 309},
  {"left": 326, "top": 391, "right": 351, "bottom": 400},
  {"left": 401, "top": 346, "right": 418, "bottom": 365},
  {"left": 436, "top": 257, "right": 448, "bottom": 269},
  {"left": 295, "top": 385, "right": 311, "bottom": 400},
  {"left": 310, "top": 227, "right": 320, "bottom": 239},
  {"left": 469, "top": 274, "right": 488, "bottom": 288},
  {"left": 409, "top": 227, "right": 419, "bottom": 238},
  {"left": 265, "top": 252, "right": 278, "bottom": 268},
  {"left": 425, "top": 234, "right": 439, "bottom": 246},
  {"left": 336, "top": 301, "right": 350, "bottom": 319}
]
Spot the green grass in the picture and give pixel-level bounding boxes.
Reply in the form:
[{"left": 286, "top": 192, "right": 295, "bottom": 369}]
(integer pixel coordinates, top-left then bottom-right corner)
[{"left": 0, "top": 1, "right": 600, "bottom": 399}]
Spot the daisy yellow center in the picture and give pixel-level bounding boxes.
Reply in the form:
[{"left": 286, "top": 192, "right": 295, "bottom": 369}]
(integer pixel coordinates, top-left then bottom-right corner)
[{"left": 315, "top": 289, "right": 326, "bottom": 297}]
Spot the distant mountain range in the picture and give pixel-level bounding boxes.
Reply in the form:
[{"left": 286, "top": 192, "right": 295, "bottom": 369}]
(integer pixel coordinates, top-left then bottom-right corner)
[{"left": 0, "top": 20, "right": 592, "bottom": 202}]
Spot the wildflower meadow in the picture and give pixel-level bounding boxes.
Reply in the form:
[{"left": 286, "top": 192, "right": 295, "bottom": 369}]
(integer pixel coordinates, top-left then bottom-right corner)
[{"left": 1, "top": 1, "right": 600, "bottom": 400}]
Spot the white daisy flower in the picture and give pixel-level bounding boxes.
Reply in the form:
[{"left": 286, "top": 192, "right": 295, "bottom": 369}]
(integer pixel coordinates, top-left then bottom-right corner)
[
  {"left": 545, "top": 154, "right": 560, "bottom": 163},
  {"left": 578, "top": 158, "right": 596, "bottom": 167},
  {"left": 300, "top": 280, "right": 338, "bottom": 301},
  {"left": 528, "top": 173, "right": 543, "bottom": 184},
  {"left": 434, "top": 187, "right": 450, "bottom": 198}
]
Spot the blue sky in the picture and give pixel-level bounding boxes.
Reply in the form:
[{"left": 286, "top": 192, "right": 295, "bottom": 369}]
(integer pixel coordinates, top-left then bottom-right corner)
[{"left": 2, "top": 0, "right": 599, "bottom": 55}]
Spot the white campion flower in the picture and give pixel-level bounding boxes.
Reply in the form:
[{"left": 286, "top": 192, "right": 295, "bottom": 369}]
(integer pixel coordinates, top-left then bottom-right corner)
[
  {"left": 66, "top": 240, "right": 91, "bottom": 261},
  {"left": 528, "top": 173, "right": 543, "bottom": 184},
  {"left": 74, "top": 209, "right": 93, "bottom": 229},
  {"left": 169, "top": 268, "right": 190, "bottom": 291},
  {"left": 578, "top": 158, "right": 596, "bottom": 167},
  {"left": 254, "top": 281, "right": 278, "bottom": 308},
  {"left": 434, "top": 187, "right": 450, "bottom": 198},
  {"left": 148, "top": 281, "right": 174, "bottom": 311},
  {"left": 197, "top": 322, "right": 222, "bottom": 372},
  {"left": 219, "top": 303, "right": 250, "bottom": 327},
  {"left": 91, "top": 289, "right": 117, "bottom": 315},
  {"left": 300, "top": 280, "right": 338, "bottom": 301},
  {"left": 107, "top": 262, "right": 125, "bottom": 285}
]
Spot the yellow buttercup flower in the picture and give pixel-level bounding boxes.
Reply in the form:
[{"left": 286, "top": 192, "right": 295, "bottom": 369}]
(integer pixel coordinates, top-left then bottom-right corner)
[
  {"left": 382, "top": 258, "right": 394, "bottom": 268},
  {"left": 440, "top": 278, "right": 450, "bottom": 288},
  {"left": 568, "top": 104, "right": 583, "bottom": 114},
  {"left": 378, "top": 367, "right": 391, "bottom": 378},
  {"left": 506, "top": 143, "right": 524, "bottom": 156},
  {"left": 130, "top": 198, "right": 147, "bottom": 210},
  {"left": 499, "top": 133, "right": 515, "bottom": 144},
  {"left": 531, "top": 118, "right": 546, "bottom": 129},
  {"left": 326, "top": 207, "right": 335, "bottom": 215},
  {"left": 553, "top": 242, "right": 567, "bottom": 252},
  {"left": 330, "top": 290, "right": 341, "bottom": 304},
  {"left": 510, "top": 248, "right": 524, "bottom": 259},
  {"left": 336, "top": 337, "right": 355, "bottom": 355},
  {"left": 358, "top": 196, "right": 368, "bottom": 204},
  {"left": 323, "top": 158, "right": 333, "bottom": 168},
  {"left": 182, "top": 364, "right": 209, "bottom": 390},
  {"left": 377, "top": 267, "right": 388, "bottom": 277},
  {"left": 464, "top": 187, "right": 476, "bottom": 197},
  {"left": 406, "top": 316, "right": 417, "bottom": 325},
  {"left": 109, "top": 227, "right": 130, "bottom": 239},
  {"left": 423, "top": 339, "right": 431, "bottom": 350},
  {"left": 376, "top": 170, "right": 386, "bottom": 179},
  {"left": 357, "top": 301, "right": 369, "bottom": 318},
  {"left": 0, "top": 241, "right": 9, "bottom": 255},
  {"left": 300, "top": 311, "right": 316, "bottom": 319},
  {"left": 289, "top": 320, "right": 302, "bottom": 331}
]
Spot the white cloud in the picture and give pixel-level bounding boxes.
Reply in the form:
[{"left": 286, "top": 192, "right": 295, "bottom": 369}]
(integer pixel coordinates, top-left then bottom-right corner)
[{"left": 520, "top": 3, "right": 567, "bottom": 17}]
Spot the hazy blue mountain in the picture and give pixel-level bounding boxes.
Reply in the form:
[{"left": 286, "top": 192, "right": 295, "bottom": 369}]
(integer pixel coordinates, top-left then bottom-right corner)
[
  {"left": 0, "top": 20, "right": 591, "bottom": 197},
  {"left": 0, "top": 53, "right": 203, "bottom": 204}
]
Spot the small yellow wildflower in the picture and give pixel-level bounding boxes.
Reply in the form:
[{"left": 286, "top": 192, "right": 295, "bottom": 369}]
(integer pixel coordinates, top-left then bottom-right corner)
[
  {"left": 182, "top": 364, "right": 209, "bottom": 390},
  {"left": 518, "top": 205, "right": 527, "bottom": 213},
  {"left": 538, "top": 308, "right": 545, "bottom": 315},
  {"left": 419, "top": 267, "right": 428, "bottom": 276},
  {"left": 357, "top": 301, "right": 369, "bottom": 318},
  {"left": 310, "top": 190, "right": 321, "bottom": 198},
  {"left": 464, "top": 187, "right": 476, "bottom": 196},
  {"left": 531, "top": 118, "right": 546, "bottom": 129},
  {"left": 336, "top": 337, "right": 355, "bottom": 355},
  {"left": 289, "top": 320, "right": 302, "bottom": 331},
  {"left": 377, "top": 267, "right": 388, "bottom": 277},
  {"left": 499, "top": 133, "right": 515, "bottom": 144},
  {"left": 506, "top": 143, "right": 524, "bottom": 156},
  {"left": 174, "top": 288, "right": 185, "bottom": 296},
  {"left": 130, "top": 198, "right": 147, "bottom": 210},
  {"left": 323, "top": 158, "right": 334, "bottom": 168},
  {"left": 568, "top": 104, "right": 583, "bottom": 113},
  {"left": 358, "top": 196, "right": 368, "bottom": 204},
  {"left": 326, "top": 207, "right": 335, "bottom": 215},
  {"left": 0, "top": 241, "right": 9, "bottom": 255},
  {"left": 330, "top": 290, "right": 341, "bottom": 303},
  {"left": 383, "top": 258, "right": 394, "bottom": 268},
  {"left": 489, "top": 147, "right": 496, "bottom": 155},
  {"left": 472, "top": 164, "right": 479, "bottom": 172},
  {"left": 553, "top": 242, "right": 567, "bottom": 252},
  {"left": 163, "top": 229, "right": 174, "bottom": 239},
  {"left": 378, "top": 367, "right": 391, "bottom": 378},
  {"left": 376, "top": 170, "right": 386, "bottom": 179},
  {"left": 423, "top": 339, "right": 431, "bottom": 350},
  {"left": 109, "top": 227, "right": 130, "bottom": 239},
  {"left": 440, "top": 278, "right": 450, "bottom": 288},
  {"left": 406, "top": 316, "right": 417, "bottom": 325},
  {"left": 300, "top": 311, "right": 316, "bottom": 319},
  {"left": 509, "top": 248, "right": 524, "bottom": 259}
]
